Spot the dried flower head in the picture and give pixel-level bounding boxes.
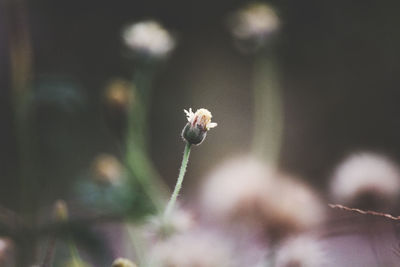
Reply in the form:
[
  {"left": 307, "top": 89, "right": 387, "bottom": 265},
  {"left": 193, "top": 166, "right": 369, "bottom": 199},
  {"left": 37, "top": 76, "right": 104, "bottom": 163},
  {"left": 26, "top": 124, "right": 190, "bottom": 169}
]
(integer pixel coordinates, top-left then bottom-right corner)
[
  {"left": 123, "top": 20, "right": 175, "bottom": 58},
  {"left": 91, "top": 154, "right": 123, "bottom": 185},
  {"left": 182, "top": 108, "right": 217, "bottom": 145},
  {"left": 229, "top": 3, "right": 279, "bottom": 44},
  {"left": 151, "top": 230, "right": 234, "bottom": 267},
  {"left": 275, "top": 235, "right": 329, "bottom": 267},
  {"left": 330, "top": 152, "right": 400, "bottom": 209},
  {"left": 112, "top": 258, "right": 137, "bottom": 267}
]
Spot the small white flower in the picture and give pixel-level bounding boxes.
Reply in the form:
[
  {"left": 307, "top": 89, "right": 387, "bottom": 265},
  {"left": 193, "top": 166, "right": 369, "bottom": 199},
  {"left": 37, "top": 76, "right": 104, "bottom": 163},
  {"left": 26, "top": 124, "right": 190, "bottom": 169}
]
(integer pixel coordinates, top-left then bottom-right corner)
[
  {"left": 182, "top": 108, "right": 217, "bottom": 145},
  {"left": 184, "top": 108, "right": 217, "bottom": 131},
  {"left": 123, "top": 20, "right": 175, "bottom": 58}
]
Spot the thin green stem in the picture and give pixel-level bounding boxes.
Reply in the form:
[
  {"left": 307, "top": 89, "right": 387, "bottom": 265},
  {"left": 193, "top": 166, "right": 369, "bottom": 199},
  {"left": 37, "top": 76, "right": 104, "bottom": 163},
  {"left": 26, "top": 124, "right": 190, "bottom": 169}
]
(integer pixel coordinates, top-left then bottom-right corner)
[
  {"left": 164, "top": 143, "right": 191, "bottom": 218},
  {"left": 251, "top": 50, "right": 283, "bottom": 165}
]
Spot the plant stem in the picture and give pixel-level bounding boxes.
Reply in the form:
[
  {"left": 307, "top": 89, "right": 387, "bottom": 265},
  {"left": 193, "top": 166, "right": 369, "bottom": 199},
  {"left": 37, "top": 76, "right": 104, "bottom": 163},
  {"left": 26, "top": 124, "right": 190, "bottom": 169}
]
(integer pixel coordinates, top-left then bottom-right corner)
[
  {"left": 164, "top": 143, "right": 191, "bottom": 218},
  {"left": 251, "top": 50, "right": 283, "bottom": 165}
]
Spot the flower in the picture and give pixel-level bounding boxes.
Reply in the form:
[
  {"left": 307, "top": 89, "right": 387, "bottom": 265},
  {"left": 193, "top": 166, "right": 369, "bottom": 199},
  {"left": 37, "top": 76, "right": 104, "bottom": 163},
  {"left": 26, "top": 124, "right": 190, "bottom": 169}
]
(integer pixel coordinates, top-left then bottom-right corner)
[
  {"left": 104, "top": 79, "right": 134, "bottom": 111},
  {"left": 330, "top": 152, "right": 400, "bottom": 210},
  {"left": 182, "top": 108, "right": 217, "bottom": 145},
  {"left": 199, "top": 156, "right": 326, "bottom": 239},
  {"left": 275, "top": 235, "right": 329, "bottom": 267},
  {"left": 111, "top": 258, "right": 137, "bottom": 267},
  {"left": 145, "top": 204, "right": 195, "bottom": 239},
  {"left": 91, "top": 154, "right": 123, "bottom": 185},
  {"left": 150, "top": 230, "right": 234, "bottom": 267},
  {"left": 53, "top": 199, "right": 68, "bottom": 222},
  {"left": 228, "top": 2, "right": 279, "bottom": 46},
  {"left": 123, "top": 20, "right": 175, "bottom": 58}
]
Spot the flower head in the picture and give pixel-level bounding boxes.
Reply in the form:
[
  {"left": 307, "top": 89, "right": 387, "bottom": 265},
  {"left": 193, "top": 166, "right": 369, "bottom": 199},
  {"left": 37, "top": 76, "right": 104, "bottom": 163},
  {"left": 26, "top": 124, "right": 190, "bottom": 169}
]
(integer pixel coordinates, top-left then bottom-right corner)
[
  {"left": 91, "top": 154, "right": 123, "bottom": 185},
  {"left": 182, "top": 108, "right": 217, "bottom": 145},
  {"left": 330, "top": 152, "right": 400, "bottom": 210},
  {"left": 112, "top": 258, "right": 137, "bottom": 267},
  {"left": 123, "top": 20, "right": 175, "bottom": 58},
  {"left": 228, "top": 2, "right": 279, "bottom": 51},
  {"left": 53, "top": 199, "right": 68, "bottom": 222},
  {"left": 151, "top": 230, "right": 234, "bottom": 267},
  {"left": 275, "top": 235, "right": 329, "bottom": 267}
]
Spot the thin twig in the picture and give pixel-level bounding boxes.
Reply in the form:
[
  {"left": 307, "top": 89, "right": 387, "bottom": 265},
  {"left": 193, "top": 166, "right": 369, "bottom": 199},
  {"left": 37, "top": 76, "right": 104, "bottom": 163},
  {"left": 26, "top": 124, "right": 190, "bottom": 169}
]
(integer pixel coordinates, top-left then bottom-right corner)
[{"left": 329, "top": 204, "right": 400, "bottom": 221}]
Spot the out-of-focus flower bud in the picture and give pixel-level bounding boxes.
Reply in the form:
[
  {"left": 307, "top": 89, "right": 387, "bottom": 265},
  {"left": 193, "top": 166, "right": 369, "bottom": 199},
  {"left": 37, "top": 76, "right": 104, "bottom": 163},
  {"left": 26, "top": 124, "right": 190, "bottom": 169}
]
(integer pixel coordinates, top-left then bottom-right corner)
[
  {"left": 182, "top": 108, "right": 217, "bottom": 145},
  {"left": 91, "top": 154, "right": 123, "bottom": 185},
  {"left": 53, "top": 200, "right": 68, "bottom": 222},
  {"left": 111, "top": 258, "right": 137, "bottom": 267},
  {"left": 104, "top": 79, "right": 134, "bottom": 112}
]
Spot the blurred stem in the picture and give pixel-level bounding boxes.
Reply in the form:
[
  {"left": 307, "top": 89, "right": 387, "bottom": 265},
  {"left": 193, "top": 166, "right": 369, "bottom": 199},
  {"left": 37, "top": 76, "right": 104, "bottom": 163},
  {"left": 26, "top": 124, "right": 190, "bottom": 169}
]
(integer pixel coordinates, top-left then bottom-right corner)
[
  {"left": 5, "top": 1, "right": 38, "bottom": 266},
  {"left": 68, "top": 240, "right": 83, "bottom": 264},
  {"left": 164, "top": 143, "right": 191, "bottom": 219},
  {"left": 251, "top": 49, "right": 283, "bottom": 165},
  {"left": 41, "top": 237, "right": 56, "bottom": 267},
  {"left": 126, "top": 65, "right": 168, "bottom": 213},
  {"left": 126, "top": 224, "right": 146, "bottom": 265}
]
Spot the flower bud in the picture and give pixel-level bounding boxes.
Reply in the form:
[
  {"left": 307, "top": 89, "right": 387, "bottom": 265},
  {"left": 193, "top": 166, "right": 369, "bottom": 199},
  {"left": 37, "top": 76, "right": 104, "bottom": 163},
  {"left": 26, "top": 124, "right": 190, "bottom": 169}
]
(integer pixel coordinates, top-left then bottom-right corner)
[
  {"left": 53, "top": 200, "right": 68, "bottom": 222},
  {"left": 91, "top": 154, "right": 123, "bottom": 185},
  {"left": 111, "top": 258, "right": 137, "bottom": 267},
  {"left": 181, "top": 108, "right": 217, "bottom": 145}
]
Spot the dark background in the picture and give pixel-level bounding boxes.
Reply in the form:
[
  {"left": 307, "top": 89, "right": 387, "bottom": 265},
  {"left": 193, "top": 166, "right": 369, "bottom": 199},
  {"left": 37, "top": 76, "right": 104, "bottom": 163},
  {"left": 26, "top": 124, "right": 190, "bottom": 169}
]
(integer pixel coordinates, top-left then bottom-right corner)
[{"left": 2, "top": 0, "right": 400, "bottom": 210}]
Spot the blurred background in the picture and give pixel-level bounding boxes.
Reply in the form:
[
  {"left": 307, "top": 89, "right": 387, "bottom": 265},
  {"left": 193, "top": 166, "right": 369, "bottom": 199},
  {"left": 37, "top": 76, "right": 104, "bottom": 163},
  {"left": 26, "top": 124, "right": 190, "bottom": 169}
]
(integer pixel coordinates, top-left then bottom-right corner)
[{"left": 3, "top": 0, "right": 400, "bottom": 266}]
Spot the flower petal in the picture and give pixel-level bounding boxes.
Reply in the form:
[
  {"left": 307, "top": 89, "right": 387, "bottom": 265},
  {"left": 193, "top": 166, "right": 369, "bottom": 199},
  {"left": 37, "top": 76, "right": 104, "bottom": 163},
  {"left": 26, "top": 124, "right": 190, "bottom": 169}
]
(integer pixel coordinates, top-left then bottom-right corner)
[{"left": 207, "top": 122, "right": 218, "bottom": 129}]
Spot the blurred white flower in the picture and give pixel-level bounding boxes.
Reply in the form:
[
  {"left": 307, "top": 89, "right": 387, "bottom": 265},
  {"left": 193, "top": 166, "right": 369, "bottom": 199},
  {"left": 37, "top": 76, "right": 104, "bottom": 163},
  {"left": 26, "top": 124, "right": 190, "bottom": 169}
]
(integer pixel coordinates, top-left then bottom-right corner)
[
  {"left": 229, "top": 3, "right": 279, "bottom": 42},
  {"left": 200, "top": 156, "right": 326, "bottom": 238},
  {"left": 151, "top": 230, "right": 234, "bottom": 267},
  {"left": 262, "top": 175, "right": 326, "bottom": 238},
  {"left": 275, "top": 235, "right": 329, "bottom": 267},
  {"left": 0, "top": 238, "right": 14, "bottom": 266},
  {"left": 123, "top": 20, "right": 175, "bottom": 58},
  {"left": 200, "top": 156, "right": 275, "bottom": 225},
  {"left": 146, "top": 205, "right": 195, "bottom": 239},
  {"left": 330, "top": 152, "right": 400, "bottom": 209}
]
